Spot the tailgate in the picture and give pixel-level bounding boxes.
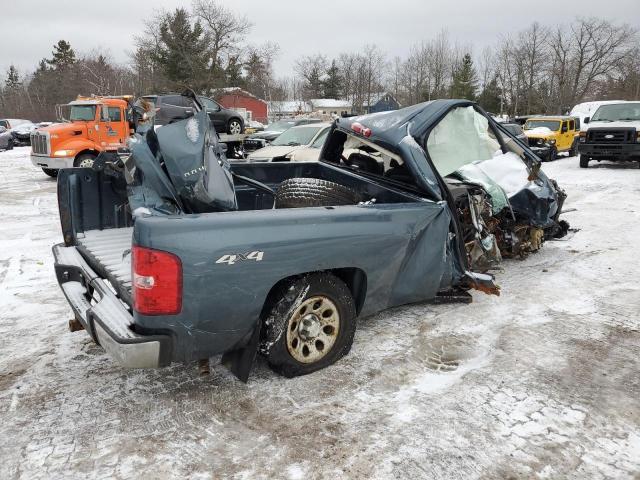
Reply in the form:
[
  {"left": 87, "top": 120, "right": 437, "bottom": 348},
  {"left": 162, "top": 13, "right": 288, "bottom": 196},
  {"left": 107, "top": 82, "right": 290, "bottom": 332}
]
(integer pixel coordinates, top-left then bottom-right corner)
[
  {"left": 53, "top": 243, "right": 172, "bottom": 368},
  {"left": 75, "top": 227, "right": 134, "bottom": 306}
]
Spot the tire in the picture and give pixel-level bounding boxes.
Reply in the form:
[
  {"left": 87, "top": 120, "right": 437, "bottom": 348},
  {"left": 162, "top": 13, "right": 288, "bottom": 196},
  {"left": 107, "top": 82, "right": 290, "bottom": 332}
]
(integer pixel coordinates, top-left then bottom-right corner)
[
  {"left": 579, "top": 155, "right": 589, "bottom": 168},
  {"left": 568, "top": 139, "right": 578, "bottom": 157},
  {"left": 260, "top": 273, "right": 357, "bottom": 378},
  {"left": 42, "top": 168, "right": 58, "bottom": 177},
  {"left": 548, "top": 146, "right": 557, "bottom": 162},
  {"left": 228, "top": 118, "right": 243, "bottom": 135},
  {"left": 74, "top": 153, "right": 96, "bottom": 169},
  {"left": 275, "top": 178, "right": 359, "bottom": 208},
  {"left": 6, "top": 139, "right": 13, "bottom": 151}
]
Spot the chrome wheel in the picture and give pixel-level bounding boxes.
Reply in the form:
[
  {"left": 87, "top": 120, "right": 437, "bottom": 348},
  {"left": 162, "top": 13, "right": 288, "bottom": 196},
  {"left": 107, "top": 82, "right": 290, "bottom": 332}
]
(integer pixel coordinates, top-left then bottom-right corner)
[
  {"left": 77, "top": 157, "right": 95, "bottom": 168},
  {"left": 229, "top": 120, "right": 242, "bottom": 135},
  {"left": 286, "top": 296, "right": 340, "bottom": 363}
]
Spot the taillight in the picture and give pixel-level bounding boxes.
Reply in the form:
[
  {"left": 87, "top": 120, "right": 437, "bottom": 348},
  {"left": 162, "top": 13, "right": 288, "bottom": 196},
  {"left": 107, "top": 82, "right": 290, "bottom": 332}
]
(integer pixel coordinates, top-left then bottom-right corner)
[
  {"left": 351, "top": 122, "right": 372, "bottom": 137},
  {"left": 132, "top": 245, "right": 182, "bottom": 315}
]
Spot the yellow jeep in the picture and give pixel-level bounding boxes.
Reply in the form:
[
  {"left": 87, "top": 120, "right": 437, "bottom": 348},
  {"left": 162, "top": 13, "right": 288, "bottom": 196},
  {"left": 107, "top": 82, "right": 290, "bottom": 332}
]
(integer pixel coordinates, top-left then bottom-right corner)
[{"left": 523, "top": 116, "right": 580, "bottom": 160}]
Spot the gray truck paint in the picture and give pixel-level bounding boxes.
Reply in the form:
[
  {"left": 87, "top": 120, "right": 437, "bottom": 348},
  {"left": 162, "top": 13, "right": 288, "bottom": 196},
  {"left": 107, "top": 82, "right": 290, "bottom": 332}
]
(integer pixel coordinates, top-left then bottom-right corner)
[{"left": 54, "top": 99, "right": 566, "bottom": 373}]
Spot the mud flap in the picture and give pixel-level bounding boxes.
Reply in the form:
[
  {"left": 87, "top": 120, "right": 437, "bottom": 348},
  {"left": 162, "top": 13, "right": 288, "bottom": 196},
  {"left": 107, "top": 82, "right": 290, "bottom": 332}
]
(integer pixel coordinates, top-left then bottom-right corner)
[{"left": 221, "top": 322, "right": 262, "bottom": 383}]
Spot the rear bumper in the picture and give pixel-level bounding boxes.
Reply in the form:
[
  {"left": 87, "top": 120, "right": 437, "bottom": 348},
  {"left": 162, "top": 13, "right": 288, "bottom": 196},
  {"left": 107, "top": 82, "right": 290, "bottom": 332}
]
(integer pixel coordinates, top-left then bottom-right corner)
[
  {"left": 578, "top": 143, "right": 640, "bottom": 160},
  {"left": 53, "top": 243, "right": 172, "bottom": 368},
  {"left": 31, "top": 155, "right": 74, "bottom": 169}
]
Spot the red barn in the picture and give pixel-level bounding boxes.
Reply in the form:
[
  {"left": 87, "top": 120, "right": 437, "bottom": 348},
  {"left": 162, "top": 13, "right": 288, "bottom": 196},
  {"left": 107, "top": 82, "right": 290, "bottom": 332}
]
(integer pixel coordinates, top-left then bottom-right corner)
[{"left": 214, "top": 88, "right": 268, "bottom": 124}]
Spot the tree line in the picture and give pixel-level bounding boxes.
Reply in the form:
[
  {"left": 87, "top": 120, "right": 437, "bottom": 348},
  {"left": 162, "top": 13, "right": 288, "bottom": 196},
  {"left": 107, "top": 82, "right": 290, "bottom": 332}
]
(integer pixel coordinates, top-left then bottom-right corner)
[{"left": 1, "top": 4, "right": 638, "bottom": 121}]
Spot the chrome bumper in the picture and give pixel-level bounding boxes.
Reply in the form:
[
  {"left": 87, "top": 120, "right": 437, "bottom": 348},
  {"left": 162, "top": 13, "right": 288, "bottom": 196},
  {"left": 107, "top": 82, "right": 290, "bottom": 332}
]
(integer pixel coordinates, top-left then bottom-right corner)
[
  {"left": 53, "top": 243, "right": 171, "bottom": 368},
  {"left": 31, "top": 154, "right": 74, "bottom": 169}
]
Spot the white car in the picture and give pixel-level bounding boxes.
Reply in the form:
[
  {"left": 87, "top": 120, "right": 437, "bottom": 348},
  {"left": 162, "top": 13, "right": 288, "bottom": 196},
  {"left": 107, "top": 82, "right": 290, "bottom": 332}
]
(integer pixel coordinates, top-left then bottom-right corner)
[{"left": 246, "top": 123, "right": 331, "bottom": 162}]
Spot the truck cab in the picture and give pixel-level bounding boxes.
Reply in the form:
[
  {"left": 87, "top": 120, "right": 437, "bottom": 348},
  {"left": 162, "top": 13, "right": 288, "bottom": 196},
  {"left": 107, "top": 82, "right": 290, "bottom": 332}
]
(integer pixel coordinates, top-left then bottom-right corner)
[
  {"left": 578, "top": 101, "right": 640, "bottom": 168},
  {"left": 523, "top": 116, "right": 580, "bottom": 160},
  {"left": 30, "top": 96, "right": 132, "bottom": 177}
]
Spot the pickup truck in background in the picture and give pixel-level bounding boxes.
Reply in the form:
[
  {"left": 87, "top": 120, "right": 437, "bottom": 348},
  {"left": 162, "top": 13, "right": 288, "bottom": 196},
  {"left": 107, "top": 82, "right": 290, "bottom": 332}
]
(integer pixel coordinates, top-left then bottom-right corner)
[
  {"left": 578, "top": 101, "right": 640, "bottom": 168},
  {"left": 52, "top": 95, "right": 568, "bottom": 381}
]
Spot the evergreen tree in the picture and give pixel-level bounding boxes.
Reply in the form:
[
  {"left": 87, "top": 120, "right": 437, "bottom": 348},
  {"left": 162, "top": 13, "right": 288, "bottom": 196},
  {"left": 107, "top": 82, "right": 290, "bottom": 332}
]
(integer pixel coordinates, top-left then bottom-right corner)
[
  {"left": 224, "top": 55, "right": 245, "bottom": 88},
  {"left": 450, "top": 53, "right": 478, "bottom": 100},
  {"left": 5, "top": 65, "right": 21, "bottom": 89},
  {"left": 154, "top": 8, "right": 211, "bottom": 90},
  {"left": 477, "top": 76, "right": 502, "bottom": 113},
  {"left": 48, "top": 40, "right": 76, "bottom": 70},
  {"left": 244, "top": 52, "right": 269, "bottom": 98},
  {"left": 322, "top": 60, "right": 342, "bottom": 98}
]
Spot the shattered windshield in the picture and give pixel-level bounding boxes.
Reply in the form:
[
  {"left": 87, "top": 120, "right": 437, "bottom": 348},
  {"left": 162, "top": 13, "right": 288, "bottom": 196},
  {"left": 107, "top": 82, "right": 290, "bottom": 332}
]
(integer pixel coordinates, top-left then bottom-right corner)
[
  {"left": 591, "top": 103, "right": 640, "bottom": 122},
  {"left": 69, "top": 105, "right": 97, "bottom": 121},
  {"left": 266, "top": 120, "right": 295, "bottom": 132},
  {"left": 271, "top": 126, "right": 323, "bottom": 146},
  {"left": 524, "top": 120, "right": 560, "bottom": 131}
]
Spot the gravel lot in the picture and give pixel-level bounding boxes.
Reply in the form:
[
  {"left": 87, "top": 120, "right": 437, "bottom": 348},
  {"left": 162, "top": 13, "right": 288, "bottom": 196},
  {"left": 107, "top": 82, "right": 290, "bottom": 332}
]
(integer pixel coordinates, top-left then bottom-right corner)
[{"left": 1, "top": 147, "right": 639, "bottom": 480}]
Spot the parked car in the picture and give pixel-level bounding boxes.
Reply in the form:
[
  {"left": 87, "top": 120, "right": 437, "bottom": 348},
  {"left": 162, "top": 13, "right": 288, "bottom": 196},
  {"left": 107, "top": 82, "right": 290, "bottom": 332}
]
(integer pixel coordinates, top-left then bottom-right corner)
[
  {"left": 0, "top": 126, "right": 13, "bottom": 150},
  {"left": 10, "top": 121, "right": 37, "bottom": 146},
  {"left": 523, "top": 116, "right": 580, "bottom": 160},
  {"left": 51, "top": 97, "right": 568, "bottom": 382},
  {"left": 143, "top": 94, "right": 245, "bottom": 134},
  {"left": 502, "top": 122, "right": 550, "bottom": 162},
  {"left": 243, "top": 118, "right": 322, "bottom": 153},
  {"left": 570, "top": 100, "right": 624, "bottom": 129},
  {"left": 0, "top": 118, "right": 31, "bottom": 130},
  {"left": 578, "top": 101, "right": 640, "bottom": 168},
  {"left": 246, "top": 123, "right": 331, "bottom": 162}
]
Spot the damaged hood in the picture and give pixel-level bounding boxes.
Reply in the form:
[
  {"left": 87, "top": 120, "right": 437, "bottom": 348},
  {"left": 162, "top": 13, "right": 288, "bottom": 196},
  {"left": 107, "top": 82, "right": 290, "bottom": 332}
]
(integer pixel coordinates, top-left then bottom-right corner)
[
  {"left": 247, "top": 145, "right": 304, "bottom": 161},
  {"left": 333, "top": 100, "right": 565, "bottom": 229},
  {"left": 125, "top": 110, "right": 237, "bottom": 215}
]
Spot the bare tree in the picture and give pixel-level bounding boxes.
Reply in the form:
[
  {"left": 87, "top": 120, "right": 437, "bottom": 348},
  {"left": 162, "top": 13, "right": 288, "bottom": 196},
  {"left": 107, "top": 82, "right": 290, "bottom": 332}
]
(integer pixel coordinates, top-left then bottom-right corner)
[{"left": 191, "top": 0, "right": 252, "bottom": 85}]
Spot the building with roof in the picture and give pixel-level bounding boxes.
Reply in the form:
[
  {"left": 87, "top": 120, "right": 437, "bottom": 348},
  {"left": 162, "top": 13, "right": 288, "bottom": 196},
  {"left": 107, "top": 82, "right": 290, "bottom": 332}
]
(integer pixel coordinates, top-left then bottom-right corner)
[
  {"left": 213, "top": 87, "right": 268, "bottom": 124},
  {"left": 268, "top": 101, "right": 312, "bottom": 120},
  {"left": 309, "top": 99, "right": 353, "bottom": 116},
  {"left": 363, "top": 92, "right": 400, "bottom": 114}
]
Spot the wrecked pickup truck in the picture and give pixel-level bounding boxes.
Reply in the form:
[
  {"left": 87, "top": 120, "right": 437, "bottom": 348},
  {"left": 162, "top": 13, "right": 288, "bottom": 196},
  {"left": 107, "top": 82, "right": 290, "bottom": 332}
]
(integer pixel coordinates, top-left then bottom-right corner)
[{"left": 52, "top": 95, "right": 568, "bottom": 381}]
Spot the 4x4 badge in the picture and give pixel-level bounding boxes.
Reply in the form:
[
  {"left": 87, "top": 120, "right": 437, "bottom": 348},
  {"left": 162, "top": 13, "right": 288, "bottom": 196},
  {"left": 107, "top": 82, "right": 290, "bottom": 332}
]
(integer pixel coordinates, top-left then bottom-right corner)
[{"left": 215, "top": 251, "right": 264, "bottom": 265}]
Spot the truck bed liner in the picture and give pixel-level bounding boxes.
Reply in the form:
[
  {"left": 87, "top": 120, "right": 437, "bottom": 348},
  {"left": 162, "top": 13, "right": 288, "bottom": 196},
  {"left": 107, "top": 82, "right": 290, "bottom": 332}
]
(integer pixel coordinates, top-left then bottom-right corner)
[{"left": 76, "top": 227, "right": 133, "bottom": 304}]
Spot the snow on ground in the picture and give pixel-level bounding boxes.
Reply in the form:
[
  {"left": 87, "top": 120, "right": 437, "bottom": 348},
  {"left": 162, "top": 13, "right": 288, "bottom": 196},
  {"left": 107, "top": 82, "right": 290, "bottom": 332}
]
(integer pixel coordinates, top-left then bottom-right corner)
[{"left": 0, "top": 148, "right": 639, "bottom": 479}]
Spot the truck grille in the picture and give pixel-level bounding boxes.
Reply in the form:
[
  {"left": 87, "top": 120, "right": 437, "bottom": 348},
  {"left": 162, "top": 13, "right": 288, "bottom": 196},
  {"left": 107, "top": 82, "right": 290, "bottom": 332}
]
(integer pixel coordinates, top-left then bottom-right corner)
[
  {"left": 586, "top": 128, "right": 635, "bottom": 144},
  {"left": 31, "top": 131, "right": 50, "bottom": 155},
  {"left": 528, "top": 137, "right": 546, "bottom": 147}
]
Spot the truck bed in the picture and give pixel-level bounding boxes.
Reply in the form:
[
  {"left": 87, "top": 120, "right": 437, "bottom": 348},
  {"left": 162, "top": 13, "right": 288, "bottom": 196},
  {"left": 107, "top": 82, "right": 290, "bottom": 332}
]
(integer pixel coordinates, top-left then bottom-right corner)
[{"left": 76, "top": 227, "right": 133, "bottom": 305}]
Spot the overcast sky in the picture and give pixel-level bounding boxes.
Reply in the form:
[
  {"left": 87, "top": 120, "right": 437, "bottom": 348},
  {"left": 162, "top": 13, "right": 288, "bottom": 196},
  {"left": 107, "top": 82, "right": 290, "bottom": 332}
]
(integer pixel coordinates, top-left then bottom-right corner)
[{"left": 1, "top": 0, "right": 638, "bottom": 79}]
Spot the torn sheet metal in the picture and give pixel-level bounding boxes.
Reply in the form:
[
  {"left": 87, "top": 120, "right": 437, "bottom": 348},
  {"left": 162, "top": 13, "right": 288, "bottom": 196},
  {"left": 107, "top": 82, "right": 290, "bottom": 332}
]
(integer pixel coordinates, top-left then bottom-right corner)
[{"left": 155, "top": 110, "right": 237, "bottom": 214}]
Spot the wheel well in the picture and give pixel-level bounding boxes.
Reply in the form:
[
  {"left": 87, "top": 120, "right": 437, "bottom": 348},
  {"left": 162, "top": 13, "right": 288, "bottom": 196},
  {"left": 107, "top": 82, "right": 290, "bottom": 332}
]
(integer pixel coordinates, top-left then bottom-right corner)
[
  {"left": 74, "top": 150, "right": 99, "bottom": 162},
  {"left": 260, "top": 268, "right": 368, "bottom": 321}
]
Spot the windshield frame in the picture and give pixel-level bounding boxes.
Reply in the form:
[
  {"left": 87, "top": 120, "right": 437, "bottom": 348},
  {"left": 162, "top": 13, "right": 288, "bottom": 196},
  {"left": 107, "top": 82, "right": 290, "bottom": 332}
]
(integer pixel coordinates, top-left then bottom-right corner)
[
  {"left": 64, "top": 104, "right": 98, "bottom": 122},
  {"left": 271, "top": 125, "right": 324, "bottom": 146},
  {"left": 591, "top": 103, "right": 640, "bottom": 122},
  {"left": 524, "top": 120, "right": 560, "bottom": 132}
]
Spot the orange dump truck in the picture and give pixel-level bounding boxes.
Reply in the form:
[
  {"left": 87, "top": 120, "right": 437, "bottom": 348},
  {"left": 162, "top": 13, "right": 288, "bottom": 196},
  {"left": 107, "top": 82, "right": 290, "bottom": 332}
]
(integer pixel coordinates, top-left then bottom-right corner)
[{"left": 31, "top": 96, "right": 133, "bottom": 177}]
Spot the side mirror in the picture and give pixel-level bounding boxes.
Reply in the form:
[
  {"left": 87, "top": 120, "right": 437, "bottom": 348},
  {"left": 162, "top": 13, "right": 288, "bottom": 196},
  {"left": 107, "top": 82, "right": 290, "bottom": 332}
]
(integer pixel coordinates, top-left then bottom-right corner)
[
  {"left": 584, "top": 117, "right": 590, "bottom": 124},
  {"left": 101, "top": 107, "right": 110, "bottom": 122}
]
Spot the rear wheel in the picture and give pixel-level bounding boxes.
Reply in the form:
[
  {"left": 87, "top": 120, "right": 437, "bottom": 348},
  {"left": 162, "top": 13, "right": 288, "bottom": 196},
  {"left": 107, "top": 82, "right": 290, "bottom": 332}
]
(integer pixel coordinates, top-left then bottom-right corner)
[
  {"left": 42, "top": 168, "right": 58, "bottom": 177},
  {"left": 260, "top": 273, "right": 357, "bottom": 378},
  {"left": 74, "top": 153, "right": 96, "bottom": 169},
  {"left": 228, "top": 118, "right": 243, "bottom": 135},
  {"left": 579, "top": 155, "right": 589, "bottom": 168}
]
